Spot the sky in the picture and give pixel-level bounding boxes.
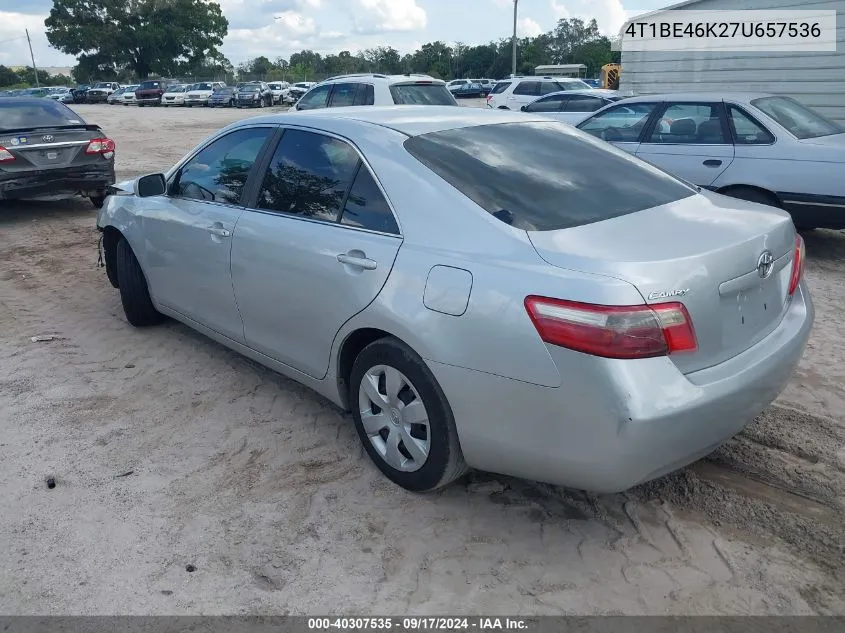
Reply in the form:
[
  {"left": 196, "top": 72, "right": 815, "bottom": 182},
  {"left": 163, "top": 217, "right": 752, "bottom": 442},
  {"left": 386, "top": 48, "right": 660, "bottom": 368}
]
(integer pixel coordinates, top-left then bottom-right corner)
[{"left": 0, "top": 0, "right": 671, "bottom": 70}]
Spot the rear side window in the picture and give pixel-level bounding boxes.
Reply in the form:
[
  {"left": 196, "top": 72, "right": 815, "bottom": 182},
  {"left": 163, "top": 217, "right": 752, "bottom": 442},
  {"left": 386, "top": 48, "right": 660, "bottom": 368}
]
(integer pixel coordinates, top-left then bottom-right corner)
[
  {"left": 0, "top": 100, "right": 85, "bottom": 131},
  {"left": 328, "top": 83, "right": 358, "bottom": 107},
  {"left": 390, "top": 83, "right": 456, "bottom": 105},
  {"left": 491, "top": 82, "right": 511, "bottom": 94},
  {"left": 403, "top": 121, "right": 694, "bottom": 231},
  {"left": 729, "top": 106, "right": 775, "bottom": 144},
  {"left": 340, "top": 167, "right": 399, "bottom": 234},
  {"left": 354, "top": 84, "right": 375, "bottom": 106}
]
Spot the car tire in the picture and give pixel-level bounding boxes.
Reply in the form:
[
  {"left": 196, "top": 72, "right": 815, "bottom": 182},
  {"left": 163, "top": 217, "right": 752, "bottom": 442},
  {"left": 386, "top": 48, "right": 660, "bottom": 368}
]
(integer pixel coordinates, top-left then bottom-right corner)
[
  {"left": 115, "top": 237, "right": 163, "bottom": 327},
  {"left": 90, "top": 194, "right": 106, "bottom": 209},
  {"left": 350, "top": 337, "right": 469, "bottom": 492}
]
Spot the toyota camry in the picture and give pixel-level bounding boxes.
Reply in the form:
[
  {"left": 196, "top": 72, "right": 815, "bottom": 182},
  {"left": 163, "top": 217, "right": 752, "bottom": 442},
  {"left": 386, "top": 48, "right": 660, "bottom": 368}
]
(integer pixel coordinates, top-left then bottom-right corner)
[{"left": 95, "top": 106, "right": 813, "bottom": 493}]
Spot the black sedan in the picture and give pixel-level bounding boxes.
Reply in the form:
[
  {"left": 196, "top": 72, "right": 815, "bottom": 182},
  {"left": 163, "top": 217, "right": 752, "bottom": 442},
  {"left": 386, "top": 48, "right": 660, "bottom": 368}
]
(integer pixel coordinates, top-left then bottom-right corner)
[
  {"left": 209, "top": 86, "right": 237, "bottom": 107},
  {"left": 0, "top": 98, "right": 116, "bottom": 208},
  {"left": 452, "top": 82, "right": 485, "bottom": 98},
  {"left": 235, "top": 82, "right": 273, "bottom": 108}
]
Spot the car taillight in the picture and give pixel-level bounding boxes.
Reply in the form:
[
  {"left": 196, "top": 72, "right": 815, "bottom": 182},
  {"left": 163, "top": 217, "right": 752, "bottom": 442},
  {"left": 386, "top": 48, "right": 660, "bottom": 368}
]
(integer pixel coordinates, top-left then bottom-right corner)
[
  {"left": 524, "top": 296, "right": 697, "bottom": 360},
  {"left": 86, "top": 138, "right": 115, "bottom": 156},
  {"left": 0, "top": 146, "right": 14, "bottom": 162},
  {"left": 788, "top": 234, "right": 805, "bottom": 296}
]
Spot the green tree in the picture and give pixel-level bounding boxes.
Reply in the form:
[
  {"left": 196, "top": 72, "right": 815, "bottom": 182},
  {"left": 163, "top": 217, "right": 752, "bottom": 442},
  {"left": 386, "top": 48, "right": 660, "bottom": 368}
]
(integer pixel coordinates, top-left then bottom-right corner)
[
  {"left": 45, "top": 0, "right": 228, "bottom": 79},
  {"left": 0, "top": 65, "right": 21, "bottom": 87}
]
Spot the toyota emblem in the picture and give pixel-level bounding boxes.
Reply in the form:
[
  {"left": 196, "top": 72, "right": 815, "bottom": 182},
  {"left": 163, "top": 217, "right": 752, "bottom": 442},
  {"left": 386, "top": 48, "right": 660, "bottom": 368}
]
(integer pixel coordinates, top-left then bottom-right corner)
[
  {"left": 42, "top": 135, "right": 54, "bottom": 142},
  {"left": 757, "top": 250, "right": 774, "bottom": 279}
]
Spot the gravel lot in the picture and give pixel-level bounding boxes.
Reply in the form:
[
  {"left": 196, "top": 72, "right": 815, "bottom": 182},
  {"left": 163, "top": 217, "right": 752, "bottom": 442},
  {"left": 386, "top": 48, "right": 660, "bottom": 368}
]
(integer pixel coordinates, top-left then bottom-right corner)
[{"left": 1, "top": 103, "right": 843, "bottom": 615}]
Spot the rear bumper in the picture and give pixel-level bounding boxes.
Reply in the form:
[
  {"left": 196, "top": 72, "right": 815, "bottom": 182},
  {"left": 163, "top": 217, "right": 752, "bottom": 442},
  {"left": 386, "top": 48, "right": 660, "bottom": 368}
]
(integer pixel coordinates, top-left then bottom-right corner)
[
  {"left": 778, "top": 192, "right": 845, "bottom": 229},
  {"left": 429, "top": 283, "right": 813, "bottom": 493},
  {"left": 0, "top": 164, "right": 115, "bottom": 200}
]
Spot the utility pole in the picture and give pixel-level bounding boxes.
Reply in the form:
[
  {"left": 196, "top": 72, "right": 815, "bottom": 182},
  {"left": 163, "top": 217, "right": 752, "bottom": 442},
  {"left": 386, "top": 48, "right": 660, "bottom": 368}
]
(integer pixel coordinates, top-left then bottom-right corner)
[
  {"left": 25, "top": 29, "right": 40, "bottom": 88},
  {"left": 511, "top": 0, "right": 518, "bottom": 78}
]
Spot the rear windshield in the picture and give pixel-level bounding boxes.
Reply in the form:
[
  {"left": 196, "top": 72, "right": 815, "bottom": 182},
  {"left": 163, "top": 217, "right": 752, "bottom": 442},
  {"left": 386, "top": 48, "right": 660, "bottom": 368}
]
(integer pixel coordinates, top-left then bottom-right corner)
[
  {"left": 390, "top": 83, "right": 456, "bottom": 105},
  {"left": 0, "top": 100, "right": 85, "bottom": 131},
  {"left": 491, "top": 82, "right": 511, "bottom": 94},
  {"left": 751, "top": 96, "right": 842, "bottom": 139},
  {"left": 138, "top": 81, "right": 161, "bottom": 90},
  {"left": 403, "top": 121, "right": 694, "bottom": 231}
]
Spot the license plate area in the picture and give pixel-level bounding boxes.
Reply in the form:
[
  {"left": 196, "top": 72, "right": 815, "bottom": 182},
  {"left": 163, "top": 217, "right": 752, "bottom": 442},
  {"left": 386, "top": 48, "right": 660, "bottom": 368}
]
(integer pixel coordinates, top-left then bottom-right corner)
[{"left": 718, "top": 261, "right": 790, "bottom": 346}]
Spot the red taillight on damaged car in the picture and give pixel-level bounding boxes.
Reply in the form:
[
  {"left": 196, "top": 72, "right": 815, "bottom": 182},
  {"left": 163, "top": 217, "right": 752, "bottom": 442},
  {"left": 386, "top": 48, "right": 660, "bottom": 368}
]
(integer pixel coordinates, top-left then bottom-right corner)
[
  {"left": 85, "top": 138, "right": 116, "bottom": 156},
  {"left": 788, "top": 234, "right": 805, "bottom": 296},
  {"left": 0, "top": 146, "right": 14, "bottom": 162},
  {"left": 524, "top": 296, "right": 697, "bottom": 360}
]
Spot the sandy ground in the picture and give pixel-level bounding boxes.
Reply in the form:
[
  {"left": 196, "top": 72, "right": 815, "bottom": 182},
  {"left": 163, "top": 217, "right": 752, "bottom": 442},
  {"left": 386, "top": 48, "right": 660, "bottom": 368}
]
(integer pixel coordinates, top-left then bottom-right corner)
[{"left": 0, "top": 103, "right": 843, "bottom": 616}]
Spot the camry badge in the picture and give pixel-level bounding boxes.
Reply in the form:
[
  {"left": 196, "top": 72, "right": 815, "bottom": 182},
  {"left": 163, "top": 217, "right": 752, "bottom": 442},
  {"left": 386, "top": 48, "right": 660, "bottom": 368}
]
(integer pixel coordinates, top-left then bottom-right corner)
[
  {"left": 648, "top": 289, "right": 690, "bottom": 300},
  {"left": 757, "top": 250, "right": 774, "bottom": 279}
]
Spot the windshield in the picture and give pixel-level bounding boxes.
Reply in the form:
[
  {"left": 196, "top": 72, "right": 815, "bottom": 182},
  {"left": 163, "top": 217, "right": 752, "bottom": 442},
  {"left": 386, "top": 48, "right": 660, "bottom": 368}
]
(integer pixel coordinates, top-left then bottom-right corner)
[
  {"left": 403, "top": 121, "right": 694, "bottom": 231},
  {"left": 751, "top": 96, "right": 842, "bottom": 139},
  {"left": 169, "top": 86, "right": 187, "bottom": 93},
  {"left": 557, "top": 80, "right": 592, "bottom": 90},
  {"left": 390, "top": 83, "right": 456, "bottom": 106},
  {"left": 93, "top": 83, "right": 111, "bottom": 88},
  {"left": 215, "top": 87, "right": 235, "bottom": 95},
  {"left": 241, "top": 85, "right": 260, "bottom": 92},
  {"left": 193, "top": 83, "right": 213, "bottom": 91},
  {"left": 0, "top": 100, "right": 86, "bottom": 131},
  {"left": 138, "top": 81, "right": 162, "bottom": 90}
]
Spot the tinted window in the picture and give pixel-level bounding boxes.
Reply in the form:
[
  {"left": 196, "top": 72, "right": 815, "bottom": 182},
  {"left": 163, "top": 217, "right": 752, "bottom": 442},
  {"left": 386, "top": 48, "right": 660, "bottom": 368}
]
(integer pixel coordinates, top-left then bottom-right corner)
[
  {"left": 525, "top": 95, "right": 564, "bottom": 113},
  {"left": 297, "top": 85, "right": 331, "bottom": 110},
  {"left": 751, "top": 96, "right": 842, "bottom": 139},
  {"left": 354, "top": 84, "right": 375, "bottom": 106},
  {"left": 256, "top": 129, "right": 360, "bottom": 222},
  {"left": 540, "top": 82, "right": 564, "bottom": 95},
  {"left": 564, "top": 95, "right": 604, "bottom": 113},
  {"left": 648, "top": 103, "right": 727, "bottom": 144},
  {"left": 340, "top": 167, "right": 399, "bottom": 234},
  {"left": 578, "top": 103, "right": 659, "bottom": 142},
  {"left": 729, "top": 106, "right": 775, "bottom": 145},
  {"left": 404, "top": 121, "right": 693, "bottom": 231},
  {"left": 390, "top": 84, "right": 456, "bottom": 105},
  {"left": 0, "top": 100, "right": 85, "bottom": 131},
  {"left": 513, "top": 81, "right": 540, "bottom": 96},
  {"left": 328, "top": 83, "right": 358, "bottom": 107},
  {"left": 174, "top": 127, "right": 271, "bottom": 205},
  {"left": 491, "top": 82, "right": 511, "bottom": 94}
]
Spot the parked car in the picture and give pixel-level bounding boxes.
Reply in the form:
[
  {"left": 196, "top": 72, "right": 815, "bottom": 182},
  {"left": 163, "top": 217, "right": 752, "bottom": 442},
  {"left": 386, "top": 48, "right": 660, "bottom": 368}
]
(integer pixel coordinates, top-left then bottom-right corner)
[
  {"left": 293, "top": 74, "right": 457, "bottom": 111},
  {"left": 235, "top": 82, "right": 273, "bottom": 108},
  {"left": 47, "top": 87, "right": 73, "bottom": 102},
  {"left": 185, "top": 81, "right": 226, "bottom": 107},
  {"left": 486, "top": 76, "right": 595, "bottom": 110},
  {"left": 452, "top": 82, "right": 486, "bottom": 99},
  {"left": 521, "top": 89, "right": 624, "bottom": 124},
  {"left": 20, "top": 88, "right": 49, "bottom": 98},
  {"left": 71, "top": 85, "right": 91, "bottom": 103},
  {"left": 209, "top": 86, "right": 237, "bottom": 108},
  {"left": 470, "top": 78, "right": 496, "bottom": 95},
  {"left": 162, "top": 84, "right": 189, "bottom": 106},
  {"left": 86, "top": 82, "right": 121, "bottom": 103},
  {"left": 95, "top": 106, "right": 811, "bottom": 493},
  {"left": 107, "top": 87, "right": 128, "bottom": 104},
  {"left": 576, "top": 92, "right": 845, "bottom": 229},
  {"left": 285, "top": 82, "right": 317, "bottom": 104},
  {"left": 267, "top": 81, "right": 290, "bottom": 105},
  {"left": 0, "top": 97, "right": 115, "bottom": 207},
  {"left": 135, "top": 79, "right": 177, "bottom": 107},
  {"left": 120, "top": 84, "right": 140, "bottom": 105},
  {"left": 446, "top": 79, "right": 469, "bottom": 94}
]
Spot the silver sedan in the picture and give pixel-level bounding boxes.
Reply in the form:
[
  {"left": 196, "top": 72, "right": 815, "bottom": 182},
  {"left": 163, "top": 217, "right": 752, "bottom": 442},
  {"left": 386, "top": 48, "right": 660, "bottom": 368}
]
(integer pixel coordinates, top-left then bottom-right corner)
[{"left": 96, "top": 106, "right": 813, "bottom": 493}]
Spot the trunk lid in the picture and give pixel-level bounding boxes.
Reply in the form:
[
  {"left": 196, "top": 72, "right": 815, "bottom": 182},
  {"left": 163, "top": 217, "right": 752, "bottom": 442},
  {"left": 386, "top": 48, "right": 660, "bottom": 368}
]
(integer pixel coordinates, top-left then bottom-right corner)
[
  {"left": 527, "top": 190, "right": 796, "bottom": 374},
  {"left": 1, "top": 127, "right": 100, "bottom": 170}
]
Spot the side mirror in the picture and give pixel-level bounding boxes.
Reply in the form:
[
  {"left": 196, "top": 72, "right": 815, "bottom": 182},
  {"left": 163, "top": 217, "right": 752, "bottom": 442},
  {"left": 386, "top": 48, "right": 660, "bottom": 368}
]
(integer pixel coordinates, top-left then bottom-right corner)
[
  {"left": 135, "top": 173, "right": 167, "bottom": 197},
  {"left": 520, "top": 105, "right": 527, "bottom": 112}
]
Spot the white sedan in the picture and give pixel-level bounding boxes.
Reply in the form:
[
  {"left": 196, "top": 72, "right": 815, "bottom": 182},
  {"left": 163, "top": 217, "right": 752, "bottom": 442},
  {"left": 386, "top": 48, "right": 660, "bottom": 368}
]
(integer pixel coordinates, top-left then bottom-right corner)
[
  {"left": 577, "top": 92, "right": 845, "bottom": 230},
  {"left": 520, "top": 89, "right": 624, "bottom": 124}
]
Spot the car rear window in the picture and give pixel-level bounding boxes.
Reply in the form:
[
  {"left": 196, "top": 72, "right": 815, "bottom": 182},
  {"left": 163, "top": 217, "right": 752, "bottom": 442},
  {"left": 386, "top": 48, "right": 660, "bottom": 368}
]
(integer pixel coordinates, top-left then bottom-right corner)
[
  {"left": 0, "top": 100, "right": 85, "bottom": 131},
  {"left": 390, "top": 83, "right": 456, "bottom": 105},
  {"left": 403, "top": 121, "right": 695, "bottom": 231}
]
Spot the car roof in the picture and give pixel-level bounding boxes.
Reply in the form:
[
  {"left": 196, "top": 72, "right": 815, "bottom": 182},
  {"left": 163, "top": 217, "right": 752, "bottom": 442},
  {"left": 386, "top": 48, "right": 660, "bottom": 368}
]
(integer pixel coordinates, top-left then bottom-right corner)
[
  {"left": 320, "top": 73, "right": 445, "bottom": 86},
  {"left": 616, "top": 92, "right": 776, "bottom": 103},
  {"left": 541, "top": 89, "right": 619, "bottom": 98},
  {"left": 0, "top": 97, "right": 70, "bottom": 106},
  {"left": 230, "top": 104, "right": 551, "bottom": 137}
]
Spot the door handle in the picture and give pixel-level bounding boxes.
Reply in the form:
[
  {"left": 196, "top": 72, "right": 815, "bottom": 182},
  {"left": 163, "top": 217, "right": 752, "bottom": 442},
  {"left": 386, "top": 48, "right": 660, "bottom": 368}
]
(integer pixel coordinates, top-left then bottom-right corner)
[
  {"left": 208, "top": 225, "right": 231, "bottom": 238},
  {"left": 337, "top": 253, "right": 377, "bottom": 270},
  {"left": 703, "top": 159, "right": 723, "bottom": 167}
]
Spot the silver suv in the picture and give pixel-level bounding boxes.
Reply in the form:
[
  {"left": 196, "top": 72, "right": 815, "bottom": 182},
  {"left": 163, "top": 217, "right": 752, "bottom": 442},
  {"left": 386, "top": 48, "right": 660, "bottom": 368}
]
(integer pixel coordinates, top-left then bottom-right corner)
[
  {"left": 486, "top": 76, "right": 594, "bottom": 110},
  {"left": 293, "top": 74, "right": 458, "bottom": 111}
]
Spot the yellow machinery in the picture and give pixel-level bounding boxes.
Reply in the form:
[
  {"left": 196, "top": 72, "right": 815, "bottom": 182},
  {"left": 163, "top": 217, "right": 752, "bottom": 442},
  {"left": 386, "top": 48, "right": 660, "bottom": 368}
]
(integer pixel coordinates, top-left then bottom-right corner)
[{"left": 601, "top": 63, "right": 621, "bottom": 90}]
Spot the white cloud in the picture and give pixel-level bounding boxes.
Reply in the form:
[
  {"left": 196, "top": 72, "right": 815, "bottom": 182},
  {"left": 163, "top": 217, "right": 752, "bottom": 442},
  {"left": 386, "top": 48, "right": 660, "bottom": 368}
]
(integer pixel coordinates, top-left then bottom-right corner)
[
  {"left": 272, "top": 10, "right": 317, "bottom": 35},
  {"left": 0, "top": 11, "right": 75, "bottom": 69},
  {"left": 549, "top": 0, "right": 628, "bottom": 35},
  {"left": 517, "top": 17, "right": 543, "bottom": 37},
  {"left": 354, "top": 0, "right": 427, "bottom": 34}
]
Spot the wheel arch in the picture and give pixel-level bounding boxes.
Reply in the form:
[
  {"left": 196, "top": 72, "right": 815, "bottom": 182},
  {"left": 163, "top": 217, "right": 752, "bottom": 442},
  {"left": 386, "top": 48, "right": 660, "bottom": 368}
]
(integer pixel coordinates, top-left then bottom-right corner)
[
  {"left": 101, "top": 225, "right": 123, "bottom": 288},
  {"left": 716, "top": 184, "right": 783, "bottom": 207},
  {"left": 336, "top": 327, "right": 407, "bottom": 411}
]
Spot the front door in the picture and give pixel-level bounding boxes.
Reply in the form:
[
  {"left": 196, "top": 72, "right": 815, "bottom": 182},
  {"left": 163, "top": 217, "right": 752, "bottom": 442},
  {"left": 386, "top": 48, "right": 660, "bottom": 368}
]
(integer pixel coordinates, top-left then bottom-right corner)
[
  {"left": 231, "top": 128, "right": 403, "bottom": 379},
  {"left": 635, "top": 102, "right": 735, "bottom": 187},
  {"left": 139, "top": 126, "right": 276, "bottom": 342}
]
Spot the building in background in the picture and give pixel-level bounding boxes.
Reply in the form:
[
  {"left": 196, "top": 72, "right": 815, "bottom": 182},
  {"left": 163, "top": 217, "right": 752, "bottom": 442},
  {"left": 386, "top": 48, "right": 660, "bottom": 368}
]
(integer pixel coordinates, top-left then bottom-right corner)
[
  {"left": 618, "top": 0, "right": 845, "bottom": 123},
  {"left": 534, "top": 64, "right": 588, "bottom": 78}
]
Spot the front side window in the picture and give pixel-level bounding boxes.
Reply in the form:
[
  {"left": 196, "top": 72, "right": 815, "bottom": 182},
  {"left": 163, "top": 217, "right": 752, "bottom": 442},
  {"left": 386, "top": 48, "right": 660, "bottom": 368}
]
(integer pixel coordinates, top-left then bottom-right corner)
[
  {"left": 525, "top": 95, "right": 564, "bottom": 113},
  {"left": 729, "top": 106, "right": 775, "bottom": 145},
  {"left": 340, "top": 167, "right": 399, "bottom": 234},
  {"left": 297, "top": 84, "right": 331, "bottom": 110},
  {"left": 578, "top": 102, "right": 659, "bottom": 143},
  {"left": 328, "top": 83, "right": 358, "bottom": 107},
  {"left": 256, "top": 129, "right": 361, "bottom": 222},
  {"left": 404, "top": 121, "right": 694, "bottom": 231},
  {"left": 751, "top": 96, "right": 842, "bottom": 139},
  {"left": 173, "top": 127, "right": 272, "bottom": 205},
  {"left": 647, "top": 103, "right": 727, "bottom": 144}
]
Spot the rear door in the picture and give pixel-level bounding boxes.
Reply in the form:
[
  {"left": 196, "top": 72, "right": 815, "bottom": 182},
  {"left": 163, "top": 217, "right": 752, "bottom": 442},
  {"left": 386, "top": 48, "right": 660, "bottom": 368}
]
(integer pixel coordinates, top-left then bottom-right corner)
[
  {"left": 635, "top": 101, "right": 735, "bottom": 187},
  {"left": 230, "top": 127, "right": 402, "bottom": 379}
]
